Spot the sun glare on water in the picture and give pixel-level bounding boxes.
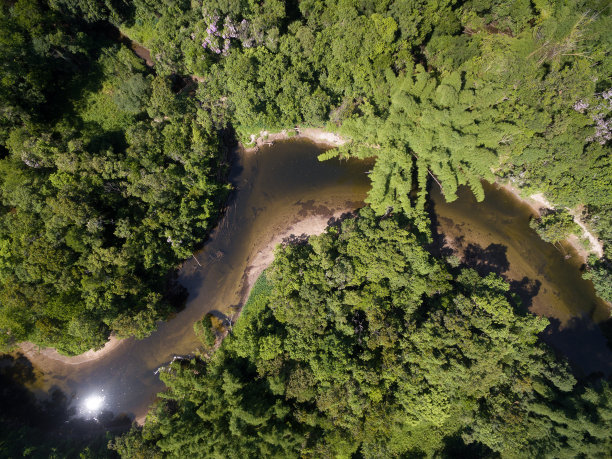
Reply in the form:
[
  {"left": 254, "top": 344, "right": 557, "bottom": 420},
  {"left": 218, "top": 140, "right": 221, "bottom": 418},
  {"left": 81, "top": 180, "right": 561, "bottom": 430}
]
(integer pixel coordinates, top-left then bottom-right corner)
[{"left": 83, "top": 394, "right": 105, "bottom": 413}]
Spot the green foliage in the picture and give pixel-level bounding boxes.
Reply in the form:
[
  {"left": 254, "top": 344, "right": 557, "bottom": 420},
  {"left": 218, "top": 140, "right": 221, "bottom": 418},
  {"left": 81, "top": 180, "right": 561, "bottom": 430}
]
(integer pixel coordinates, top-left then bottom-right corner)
[
  {"left": 0, "top": 5, "right": 228, "bottom": 354},
  {"left": 105, "top": 1, "right": 610, "bottom": 304},
  {"left": 1, "top": 1, "right": 611, "bottom": 455},
  {"left": 339, "top": 68, "right": 507, "bottom": 216},
  {"left": 48, "top": 0, "right": 130, "bottom": 24},
  {"left": 530, "top": 209, "right": 581, "bottom": 243},
  {"left": 194, "top": 314, "right": 216, "bottom": 349},
  {"left": 583, "top": 255, "right": 612, "bottom": 303},
  {"left": 116, "top": 210, "right": 610, "bottom": 457},
  {"left": 242, "top": 271, "right": 272, "bottom": 315}
]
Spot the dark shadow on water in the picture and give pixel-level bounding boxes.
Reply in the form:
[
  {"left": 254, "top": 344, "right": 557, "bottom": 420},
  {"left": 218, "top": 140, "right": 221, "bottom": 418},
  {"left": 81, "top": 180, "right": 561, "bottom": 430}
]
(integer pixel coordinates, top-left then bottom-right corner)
[
  {"left": 509, "top": 276, "right": 542, "bottom": 312},
  {"left": 0, "top": 353, "right": 132, "bottom": 456},
  {"left": 463, "top": 243, "right": 510, "bottom": 277},
  {"left": 207, "top": 310, "right": 234, "bottom": 327},
  {"left": 427, "top": 195, "right": 542, "bottom": 315},
  {"left": 598, "top": 317, "right": 612, "bottom": 352},
  {"left": 0, "top": 353, "right": 36, "bottom": 384},
  {"left": 295, "top": 199, "right": 333, "bottom": 218},
  {"left": 425, "top": 196, "right": 455, "bottom": 260},
  {"left": 164, "top": 270, "right": 189, "bottom": 313},
  {"left": 541, "top": 316, "right": 612, "bottom": 378}
]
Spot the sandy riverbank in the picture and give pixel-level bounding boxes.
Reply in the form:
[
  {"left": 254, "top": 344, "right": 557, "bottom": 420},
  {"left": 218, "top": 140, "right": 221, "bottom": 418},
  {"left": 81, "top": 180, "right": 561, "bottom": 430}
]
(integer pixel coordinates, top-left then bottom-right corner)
[
  {"left": 16, "top": 133, "right": 349, "bottom": 368},
  {"left": 20, "top": 335, "right": 126, "bottom": 366},
  {"left": 242, "top": 212, "right": 349, "bottom": 301},
  {"left": 243, "top": 127, "right": 347, "bottom": 153},
  {"left": 498, "top": 182, "right": 604, "bottom": 262}
]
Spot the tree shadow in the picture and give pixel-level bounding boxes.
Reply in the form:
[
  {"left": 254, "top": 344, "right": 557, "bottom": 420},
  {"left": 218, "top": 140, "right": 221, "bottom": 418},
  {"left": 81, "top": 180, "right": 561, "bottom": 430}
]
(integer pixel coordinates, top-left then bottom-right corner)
[
  {"left": 541, "top": 316, "right": 612, "bottom": 378},
  {"left": 295, "top": 199, "right": 332, "bottom": 218},
  {"left": 425, "top": 197, "right": 456, "bottom": 259},
  {"left": 164, "top": 269, "right": 189, "bottom": 313},
  {"left": 598, "top": 317, "right": 612, "bottom": 352},
  {"left": 0, "top": 353, "right": 36, "bottom": 384},
  {"left": 282, "top": 233, "right": 311, "bottom": 246},
  {"left": 463, "top": 243, "right": 510, "bottom": 277},
  {"left": 83, "top": 124, "right": 129, "bottom": 153},
  {"left": 508, "top": 276, "right": 542, "bottom": 312},
  {"left": 327, "top": 211, "right": 358, "bottom": 229},
  {"left": 441, "top": 432, "right": 496, "bottom": 458},
  {"left": 427, "top": 194, "right": 542, "bottom": 315},
  {"left": 207, "top": 310, "right": 234, "bottom": 328}
]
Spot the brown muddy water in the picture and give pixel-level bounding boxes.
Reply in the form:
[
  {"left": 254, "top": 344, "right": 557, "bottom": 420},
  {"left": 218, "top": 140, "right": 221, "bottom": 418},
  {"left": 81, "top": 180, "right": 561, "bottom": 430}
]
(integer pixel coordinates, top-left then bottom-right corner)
[
  {"left": 15, "top": 140, "right": 612, "bottom": 422},
  {"left": 20, "top": 140, "right": 372, "bottom": 421},
  {"left": 429, "top": 182, "right": 612, "bottom": 377}
]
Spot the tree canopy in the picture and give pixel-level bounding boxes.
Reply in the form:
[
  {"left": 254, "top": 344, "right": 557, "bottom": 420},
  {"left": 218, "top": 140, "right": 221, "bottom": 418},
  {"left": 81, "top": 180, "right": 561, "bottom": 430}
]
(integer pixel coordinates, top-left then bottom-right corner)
[
  {"left": 1, "top": 0, "right": 610, "bottom": 456},
  {"left": 0, "top": 0, "right": 228, "bottom": 354},
  {"left": 114, "top": 209, "right": 612, "bottom": 457}
]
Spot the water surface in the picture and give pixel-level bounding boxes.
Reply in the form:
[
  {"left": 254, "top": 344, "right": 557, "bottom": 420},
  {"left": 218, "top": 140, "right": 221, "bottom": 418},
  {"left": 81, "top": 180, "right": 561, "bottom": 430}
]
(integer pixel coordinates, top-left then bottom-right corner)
[
  {"left": 23, "top": 140, "right": 372, "bottom": 420},
  {"left": 18, "top": 141, "right": 612, "bottom": 421},
  {"left": 430, "top": 182, "right": 612, "bottom": 376}
]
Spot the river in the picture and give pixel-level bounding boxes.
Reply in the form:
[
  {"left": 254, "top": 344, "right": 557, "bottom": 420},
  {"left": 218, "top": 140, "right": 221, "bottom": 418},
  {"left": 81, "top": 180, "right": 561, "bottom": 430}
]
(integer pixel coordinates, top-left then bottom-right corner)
[{"left": 13, "top": 139, "right": 612, "bottom": 422}]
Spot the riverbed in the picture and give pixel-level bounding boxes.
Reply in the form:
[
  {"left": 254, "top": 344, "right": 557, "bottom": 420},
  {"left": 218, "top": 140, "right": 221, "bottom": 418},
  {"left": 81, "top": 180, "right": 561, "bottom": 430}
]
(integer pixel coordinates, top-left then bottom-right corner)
[{"left": 16, "top": 140, "right": 612, "bottom": 422}]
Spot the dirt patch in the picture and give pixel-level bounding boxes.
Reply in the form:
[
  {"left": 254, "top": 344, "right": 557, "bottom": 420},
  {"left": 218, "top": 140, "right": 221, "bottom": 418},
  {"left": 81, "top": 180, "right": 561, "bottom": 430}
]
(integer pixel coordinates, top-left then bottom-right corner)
[{"left": 243, "top": 128, "right": 347, "bottom": 153}]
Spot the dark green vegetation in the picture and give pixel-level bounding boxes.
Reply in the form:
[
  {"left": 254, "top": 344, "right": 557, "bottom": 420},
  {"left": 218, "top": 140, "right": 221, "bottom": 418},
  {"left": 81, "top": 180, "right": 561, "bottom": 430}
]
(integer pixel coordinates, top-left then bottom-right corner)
[
  {"left": 0, "top": 1, "right": 228, "bottom": 354},
  {"left": 194, "top": 314, "right": 217, "bottom": 350},
  {"left": 1, "top": 0, "right": 611, "bottom": 456},
  {"left": 530, "top": 209, "right": 581, "bottom": 244},
  {"left": 60, "top": 0, "right": 612, "bottom": 304},
  {"left": 114, "top": 210, "right": 612, "bottom": 457},
  {"left": 1, "top": 0, "right": 610, "bottom": 354}
]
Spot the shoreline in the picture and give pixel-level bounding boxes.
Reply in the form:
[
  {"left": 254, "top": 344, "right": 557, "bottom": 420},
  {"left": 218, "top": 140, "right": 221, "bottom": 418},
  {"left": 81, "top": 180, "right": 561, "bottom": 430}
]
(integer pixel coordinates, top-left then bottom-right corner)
[
  {"left": 15, "top": 134, "right": 349, "bottom": 367},
  {"left": 16, "top": 145, "right": 605, "bottom": 367},
  {"left": 242, "top": 210, "right": 355, "bottom": 301},
  {"left": 237, "top": 207, "right": 360, "bottom": 322},
  {"left": 241, "top": 213, "right": 343, "bottom": 298},
  {"left": 137, "top": 211, "right": 359, "bottom": 428},
  {"left": 498, "top": 182, "right": 604, "bottom": 262},
  {"left": 19, "top": 335, "right": 125, "bottom": 366},
  {"left": 242, "top": 127, "right": 347, "bottom": 153}
]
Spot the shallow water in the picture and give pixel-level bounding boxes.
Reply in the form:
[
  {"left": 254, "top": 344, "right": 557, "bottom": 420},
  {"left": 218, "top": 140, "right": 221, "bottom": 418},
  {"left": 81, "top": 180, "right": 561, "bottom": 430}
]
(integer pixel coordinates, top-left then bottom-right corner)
[
  {"left": 429, "top": 182, "right": 612, "bottom": 376},
  {"left": 21, "top": 140, "right": 372, "bottom": 420},
  {"left": 17, "top": 140, "right": 612, "bottom": 421}
]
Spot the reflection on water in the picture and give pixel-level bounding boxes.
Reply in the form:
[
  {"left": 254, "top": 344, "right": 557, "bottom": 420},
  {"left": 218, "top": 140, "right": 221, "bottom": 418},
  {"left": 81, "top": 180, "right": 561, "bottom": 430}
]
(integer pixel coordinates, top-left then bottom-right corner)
[
  {"left": 81, "top": 393, "right": 106, "bottom": 418},
  {"left": 0, "top": 353, "right": 131, "bottom": 454},
  {"left": 20, "top": 140, "right": 373, "bottom": 422},
  {"left": 10, "top": 140, "right": 612, "bottom": 425}
]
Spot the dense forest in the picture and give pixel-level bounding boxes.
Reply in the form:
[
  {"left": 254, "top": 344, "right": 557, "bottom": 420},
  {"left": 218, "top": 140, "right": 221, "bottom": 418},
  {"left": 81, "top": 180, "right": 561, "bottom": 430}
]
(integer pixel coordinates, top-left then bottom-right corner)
[
  {"left": 0, "top": 0, "right": 229, "bottom": 354},
  {"left": 0, "top": 0, "right": 611, "bottom": 456},
  {"left": 1, "top": 0, "right": 610, "bottom": 355},
  {"left": 113, "top": 209, "right": 612, "bottom": 457}
]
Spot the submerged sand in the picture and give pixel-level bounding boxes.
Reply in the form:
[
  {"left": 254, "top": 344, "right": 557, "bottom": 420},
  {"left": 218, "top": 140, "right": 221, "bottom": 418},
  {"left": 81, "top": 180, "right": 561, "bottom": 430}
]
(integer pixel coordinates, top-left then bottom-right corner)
[{"left": 20, "top": 335, "right": 126, "bottom": 366}]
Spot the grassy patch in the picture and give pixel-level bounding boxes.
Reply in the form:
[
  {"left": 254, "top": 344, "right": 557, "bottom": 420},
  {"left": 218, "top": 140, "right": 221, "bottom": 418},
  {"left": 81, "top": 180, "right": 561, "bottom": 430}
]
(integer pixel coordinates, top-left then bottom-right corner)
[
  {"left": 242, "top": 270, "right": 272, "bottom": 316},
  {"left": 76, "top": 81, "right": 134, "bottom": 132},
  {"left": 119, "top": 21, "right": 157, "bottom": 47}
]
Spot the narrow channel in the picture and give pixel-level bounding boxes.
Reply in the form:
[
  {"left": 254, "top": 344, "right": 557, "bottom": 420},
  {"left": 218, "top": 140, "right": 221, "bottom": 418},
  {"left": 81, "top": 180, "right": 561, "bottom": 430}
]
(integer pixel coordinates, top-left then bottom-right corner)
[{"left": 19, "top": 140, "right": 612, "bottom": 422}]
